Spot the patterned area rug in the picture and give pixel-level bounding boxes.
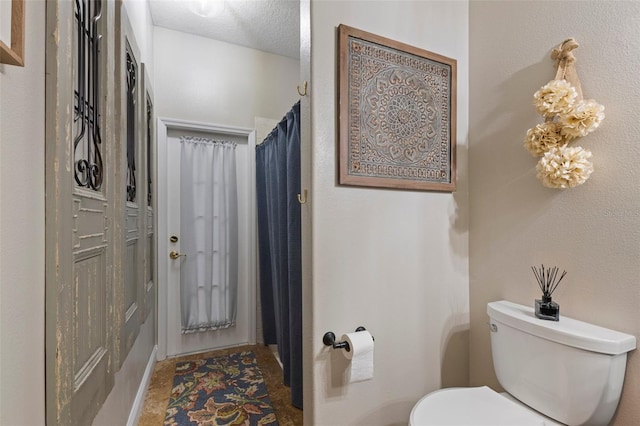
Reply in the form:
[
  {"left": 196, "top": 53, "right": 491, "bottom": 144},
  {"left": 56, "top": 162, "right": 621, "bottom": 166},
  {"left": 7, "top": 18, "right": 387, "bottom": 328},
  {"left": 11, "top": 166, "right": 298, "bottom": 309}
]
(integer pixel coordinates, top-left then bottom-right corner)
[{"left": 164, "top": 351, "right": 279, "bottom": 425}]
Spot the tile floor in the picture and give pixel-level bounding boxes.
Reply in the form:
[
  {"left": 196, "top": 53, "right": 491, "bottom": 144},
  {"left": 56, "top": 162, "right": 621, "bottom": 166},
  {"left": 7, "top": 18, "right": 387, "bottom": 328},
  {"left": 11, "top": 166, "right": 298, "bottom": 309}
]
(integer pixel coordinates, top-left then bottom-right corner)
[{"left": 138, "top": 344, "right": 303, "bottom": 426}]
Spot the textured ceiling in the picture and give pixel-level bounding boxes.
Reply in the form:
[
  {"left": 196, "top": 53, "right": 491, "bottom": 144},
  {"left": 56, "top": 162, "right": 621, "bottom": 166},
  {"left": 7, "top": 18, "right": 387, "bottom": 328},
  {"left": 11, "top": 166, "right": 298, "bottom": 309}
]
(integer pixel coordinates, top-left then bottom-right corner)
[{"left": 148, "top": 0, "right": 300, "bottom": 59}]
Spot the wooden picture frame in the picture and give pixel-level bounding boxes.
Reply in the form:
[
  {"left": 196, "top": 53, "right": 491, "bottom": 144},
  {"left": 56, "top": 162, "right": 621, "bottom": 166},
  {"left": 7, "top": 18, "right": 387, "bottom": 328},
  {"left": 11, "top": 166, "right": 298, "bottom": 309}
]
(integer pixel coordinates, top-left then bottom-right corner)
[
  {"left": 338, "top": 24, "right": 457, "bottom": 192},
  {"left": 0, "top": 0, "right": 25, "bottom": 66}
]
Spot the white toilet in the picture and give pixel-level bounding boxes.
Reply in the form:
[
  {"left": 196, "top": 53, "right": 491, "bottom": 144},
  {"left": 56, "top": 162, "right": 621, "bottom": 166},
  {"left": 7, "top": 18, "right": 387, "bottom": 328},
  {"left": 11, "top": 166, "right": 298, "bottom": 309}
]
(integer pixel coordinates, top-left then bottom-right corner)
[{"left": 410, "top": 300, "right": 636, "bottom": 425}]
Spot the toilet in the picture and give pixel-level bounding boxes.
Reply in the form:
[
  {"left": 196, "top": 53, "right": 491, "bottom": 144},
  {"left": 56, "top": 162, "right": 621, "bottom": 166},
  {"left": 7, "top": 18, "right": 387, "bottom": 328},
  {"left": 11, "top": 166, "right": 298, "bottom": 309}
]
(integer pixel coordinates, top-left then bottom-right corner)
[{"left": 410, "top": 300, "right": 636, "bottom": 425}]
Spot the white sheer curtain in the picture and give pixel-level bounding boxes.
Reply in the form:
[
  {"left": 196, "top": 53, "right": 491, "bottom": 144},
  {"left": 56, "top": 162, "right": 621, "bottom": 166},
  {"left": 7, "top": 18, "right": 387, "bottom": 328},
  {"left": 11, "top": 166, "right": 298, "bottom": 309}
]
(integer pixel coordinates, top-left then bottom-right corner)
[{"left": 180, "top": 137, "right": 238, "bottom": 334}]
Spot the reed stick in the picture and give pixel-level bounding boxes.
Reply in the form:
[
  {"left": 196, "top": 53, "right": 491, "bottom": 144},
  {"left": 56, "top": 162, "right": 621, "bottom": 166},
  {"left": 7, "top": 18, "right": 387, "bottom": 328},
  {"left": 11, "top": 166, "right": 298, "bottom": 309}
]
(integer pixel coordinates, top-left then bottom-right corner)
[{"left": 531, "top": 264, "right": 567, "bottom": 296}]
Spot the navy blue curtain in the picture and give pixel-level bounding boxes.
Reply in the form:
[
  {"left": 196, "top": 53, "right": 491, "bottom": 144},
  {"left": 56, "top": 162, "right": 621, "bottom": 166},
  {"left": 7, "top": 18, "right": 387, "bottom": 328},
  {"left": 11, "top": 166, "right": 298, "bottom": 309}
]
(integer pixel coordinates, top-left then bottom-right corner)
[{"left": 255, "top": 102, "right": 302, "bottom": 409}]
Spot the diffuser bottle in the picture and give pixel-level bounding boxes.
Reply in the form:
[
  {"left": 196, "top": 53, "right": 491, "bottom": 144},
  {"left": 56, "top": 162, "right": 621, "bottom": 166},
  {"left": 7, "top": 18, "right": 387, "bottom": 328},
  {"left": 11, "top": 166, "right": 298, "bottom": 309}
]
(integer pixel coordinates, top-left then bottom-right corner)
[
  {"left": 535, "top": 294, "right": 559, "bottom": 321},
  {"left": 531, "top": 264, "right": 565, "bottom": 322}
]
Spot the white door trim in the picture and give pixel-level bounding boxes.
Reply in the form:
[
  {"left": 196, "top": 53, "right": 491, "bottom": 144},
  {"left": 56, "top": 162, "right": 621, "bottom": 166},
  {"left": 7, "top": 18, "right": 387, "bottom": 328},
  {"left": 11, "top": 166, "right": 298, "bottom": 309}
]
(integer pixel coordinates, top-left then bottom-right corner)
[
  {"left": 156, "top": 117, "right": 256, "bottom": 360},
  {"left": 160, "top": 118, "right": 254, "bottom": 136}
]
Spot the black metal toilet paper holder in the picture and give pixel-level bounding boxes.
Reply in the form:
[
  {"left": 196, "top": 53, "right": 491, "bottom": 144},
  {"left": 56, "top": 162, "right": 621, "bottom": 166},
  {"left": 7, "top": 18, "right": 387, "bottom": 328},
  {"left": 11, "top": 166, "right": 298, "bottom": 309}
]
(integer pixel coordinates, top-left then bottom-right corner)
[{"left": 322, "top": 326, "right": 374, "bottom": 352}]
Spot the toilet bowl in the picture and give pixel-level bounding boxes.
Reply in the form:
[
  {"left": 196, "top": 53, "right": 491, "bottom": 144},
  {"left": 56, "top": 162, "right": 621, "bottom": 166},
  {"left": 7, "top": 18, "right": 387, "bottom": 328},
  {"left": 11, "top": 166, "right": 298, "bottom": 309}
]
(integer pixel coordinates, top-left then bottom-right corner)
[{"left": 409, "top": 300, "right": 636, "bottom": 426}]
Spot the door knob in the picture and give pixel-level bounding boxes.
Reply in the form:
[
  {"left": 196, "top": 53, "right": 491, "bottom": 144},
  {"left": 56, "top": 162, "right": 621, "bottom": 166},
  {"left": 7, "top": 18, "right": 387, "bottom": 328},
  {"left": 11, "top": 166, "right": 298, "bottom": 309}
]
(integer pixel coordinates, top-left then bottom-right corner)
[{"left": 169, "top": 250, "right": 186, "bottom": 260}]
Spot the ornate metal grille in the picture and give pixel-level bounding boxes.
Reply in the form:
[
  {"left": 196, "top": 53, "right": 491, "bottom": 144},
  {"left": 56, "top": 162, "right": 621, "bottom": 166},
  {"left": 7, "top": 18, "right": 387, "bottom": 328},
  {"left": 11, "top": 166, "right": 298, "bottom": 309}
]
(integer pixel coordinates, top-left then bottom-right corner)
[
  {"left": 126, "top": 46, "right": 137, "bottom": 202},
  {"left": 146, "top": 95, "right": 152, "bottom": 207},
  {"left": 73, "top": 0, "right": 103, "bottom": 191}
]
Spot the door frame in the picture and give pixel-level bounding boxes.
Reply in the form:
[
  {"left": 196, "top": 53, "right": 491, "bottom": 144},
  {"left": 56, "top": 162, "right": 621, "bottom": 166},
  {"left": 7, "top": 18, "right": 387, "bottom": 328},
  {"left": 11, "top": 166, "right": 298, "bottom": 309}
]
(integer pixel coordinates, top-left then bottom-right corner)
[{"left": 156, "top": 117, "right": 256, "bottom": 360}]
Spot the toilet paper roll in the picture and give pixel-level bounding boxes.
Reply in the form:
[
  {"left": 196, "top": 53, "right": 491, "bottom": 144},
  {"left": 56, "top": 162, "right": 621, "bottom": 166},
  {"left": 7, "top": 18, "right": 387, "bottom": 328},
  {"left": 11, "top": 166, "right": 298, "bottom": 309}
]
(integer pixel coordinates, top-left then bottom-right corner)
[{"left": 341, "top": 330, "right": 374, "bottom": 383}]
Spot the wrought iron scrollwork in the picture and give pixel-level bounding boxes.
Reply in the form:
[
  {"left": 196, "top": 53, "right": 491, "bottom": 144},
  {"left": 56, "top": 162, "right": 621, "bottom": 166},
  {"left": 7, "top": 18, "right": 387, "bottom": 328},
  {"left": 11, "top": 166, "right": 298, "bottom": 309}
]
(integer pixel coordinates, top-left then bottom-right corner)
[
  {"left": 73, "top": 0, "right": 103, "bottom": 191},
  {"left": 146, "top": 95, "right": 153, "bottom": 207},
  {"left": 126, "top": 47, "right": 137, "bottom": 202}
]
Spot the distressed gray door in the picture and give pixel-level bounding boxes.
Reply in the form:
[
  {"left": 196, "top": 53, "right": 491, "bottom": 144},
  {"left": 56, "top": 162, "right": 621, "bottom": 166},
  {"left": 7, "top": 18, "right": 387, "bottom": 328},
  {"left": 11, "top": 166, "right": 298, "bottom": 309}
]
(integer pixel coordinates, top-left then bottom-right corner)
[
  {"left": 143, "top": 65, "right": 156, "bottom": 325},
  {"left": 45, "top": 1, "right": 116, "bottom": 424},
  {"left": 118, "top": 9, "right": 145, "bottom": 361}
]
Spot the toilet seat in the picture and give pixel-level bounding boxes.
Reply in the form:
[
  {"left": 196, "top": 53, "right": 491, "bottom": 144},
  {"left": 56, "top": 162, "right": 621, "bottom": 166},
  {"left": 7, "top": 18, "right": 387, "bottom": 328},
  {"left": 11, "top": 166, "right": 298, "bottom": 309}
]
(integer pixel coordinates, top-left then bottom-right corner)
[{"left": 409, "top": 386, "right": 558, "bottom": 426}]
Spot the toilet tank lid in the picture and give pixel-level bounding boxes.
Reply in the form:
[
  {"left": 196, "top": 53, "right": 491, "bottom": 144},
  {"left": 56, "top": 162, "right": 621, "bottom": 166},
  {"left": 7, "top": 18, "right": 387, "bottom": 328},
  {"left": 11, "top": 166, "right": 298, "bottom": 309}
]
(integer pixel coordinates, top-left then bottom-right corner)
[{"left": 487, "top": 301, "right": 636, "bottom": 355}]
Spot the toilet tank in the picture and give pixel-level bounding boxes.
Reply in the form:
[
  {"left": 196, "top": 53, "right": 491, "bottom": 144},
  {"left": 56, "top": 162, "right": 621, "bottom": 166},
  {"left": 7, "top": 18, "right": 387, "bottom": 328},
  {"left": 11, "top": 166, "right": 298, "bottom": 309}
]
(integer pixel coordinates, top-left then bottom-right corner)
[{"left": 488, "top": 301, "right": 636, "bottom": 426}]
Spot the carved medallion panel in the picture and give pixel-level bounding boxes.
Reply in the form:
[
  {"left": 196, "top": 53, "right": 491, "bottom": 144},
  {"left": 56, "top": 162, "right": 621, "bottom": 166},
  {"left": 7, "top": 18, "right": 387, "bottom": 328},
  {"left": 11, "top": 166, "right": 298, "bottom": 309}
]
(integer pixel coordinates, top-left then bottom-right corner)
[{"left": 339, "top": 25, "right": 457, "bottom": 191}]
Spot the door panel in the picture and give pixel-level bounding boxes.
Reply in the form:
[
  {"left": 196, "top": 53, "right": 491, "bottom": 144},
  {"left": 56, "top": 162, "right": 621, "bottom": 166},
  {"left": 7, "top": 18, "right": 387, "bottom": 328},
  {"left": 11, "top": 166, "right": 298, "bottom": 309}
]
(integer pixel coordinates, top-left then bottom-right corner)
[
  {"left": 73, "top": 247, "right": 107, "bottom": 377},
  {"left": 71, "top": 244, "right": 110, "bottom": 422}
]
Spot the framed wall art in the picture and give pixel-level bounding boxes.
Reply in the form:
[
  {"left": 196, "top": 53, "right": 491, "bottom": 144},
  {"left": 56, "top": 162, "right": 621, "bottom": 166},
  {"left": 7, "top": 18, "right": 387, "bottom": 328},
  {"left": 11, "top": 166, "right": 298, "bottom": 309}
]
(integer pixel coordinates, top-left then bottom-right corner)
[
  {"left": 0, "top": 0, "right": 25, "bottom": 66},
  {"left": 338, "top": 24, "right": 457, "bottom": 191}
]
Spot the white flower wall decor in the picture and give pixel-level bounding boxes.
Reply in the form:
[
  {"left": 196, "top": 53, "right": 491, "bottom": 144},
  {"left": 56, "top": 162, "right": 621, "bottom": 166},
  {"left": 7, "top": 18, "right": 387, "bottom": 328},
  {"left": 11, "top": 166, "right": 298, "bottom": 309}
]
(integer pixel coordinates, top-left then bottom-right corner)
[{"left": 524, "top": 39, "right": 604, "bottom": 189}]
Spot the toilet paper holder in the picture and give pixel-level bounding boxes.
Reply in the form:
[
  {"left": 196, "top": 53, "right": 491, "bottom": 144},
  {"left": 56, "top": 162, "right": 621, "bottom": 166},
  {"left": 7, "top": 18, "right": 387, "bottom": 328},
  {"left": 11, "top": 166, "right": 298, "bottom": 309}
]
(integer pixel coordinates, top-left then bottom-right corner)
[{"left": 323, "top": 326, "right": 374, "bottom": 352}]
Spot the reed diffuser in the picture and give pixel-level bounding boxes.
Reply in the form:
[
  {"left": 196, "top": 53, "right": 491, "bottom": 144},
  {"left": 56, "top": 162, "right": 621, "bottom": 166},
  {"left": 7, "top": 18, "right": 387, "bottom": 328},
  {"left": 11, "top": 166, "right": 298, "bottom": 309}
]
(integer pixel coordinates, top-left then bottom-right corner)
[{"left": 531, "top": 264, "right": 567, "bottom": 321}]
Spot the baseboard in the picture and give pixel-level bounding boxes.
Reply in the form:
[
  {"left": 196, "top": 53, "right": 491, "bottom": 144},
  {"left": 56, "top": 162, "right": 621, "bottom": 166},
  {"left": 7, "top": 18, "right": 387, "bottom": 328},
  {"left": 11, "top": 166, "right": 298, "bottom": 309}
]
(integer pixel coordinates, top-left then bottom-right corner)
[{"left": 126, "top": 344, "right": 158, "bottom": 426}]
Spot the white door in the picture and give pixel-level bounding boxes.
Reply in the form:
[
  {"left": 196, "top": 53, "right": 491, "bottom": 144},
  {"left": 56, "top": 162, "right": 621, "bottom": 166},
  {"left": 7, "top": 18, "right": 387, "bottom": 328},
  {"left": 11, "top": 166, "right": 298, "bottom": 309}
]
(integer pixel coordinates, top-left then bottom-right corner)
[{"left": 164, "top": 128, "right": 256, "bottom": 357}]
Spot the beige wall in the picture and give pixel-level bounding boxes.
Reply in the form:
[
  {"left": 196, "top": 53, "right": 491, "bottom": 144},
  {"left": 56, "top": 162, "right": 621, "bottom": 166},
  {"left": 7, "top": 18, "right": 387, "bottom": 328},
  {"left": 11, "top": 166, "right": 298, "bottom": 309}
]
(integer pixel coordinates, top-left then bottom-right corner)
[
  {"left": 469, "top": 1, "right": 640, "bottom": 424},
  {"left": 0, "top": 1, "right": 46, "bottom": 424},
  {"left": 310, "top": 2, "right": 469, "bottom": 425},
  {"left": 153, "top": 27, "right": 299, "bottom": 127}
]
